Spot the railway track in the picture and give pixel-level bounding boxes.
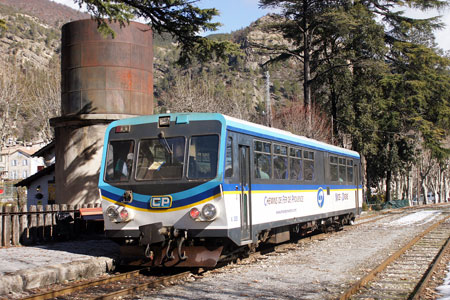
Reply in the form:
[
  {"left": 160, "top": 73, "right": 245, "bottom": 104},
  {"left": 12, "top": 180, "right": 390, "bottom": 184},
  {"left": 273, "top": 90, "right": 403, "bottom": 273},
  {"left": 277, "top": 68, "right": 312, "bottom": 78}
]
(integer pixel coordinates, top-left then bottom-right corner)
[
  {"left": 13, "top": 206, "right": 448, "bottom": 300},
  {"left": 18, "top": 268, "right": 194, "bottom": 300},
  {"left": 340, "top": 214, "right": 450, "bottom": 300}
]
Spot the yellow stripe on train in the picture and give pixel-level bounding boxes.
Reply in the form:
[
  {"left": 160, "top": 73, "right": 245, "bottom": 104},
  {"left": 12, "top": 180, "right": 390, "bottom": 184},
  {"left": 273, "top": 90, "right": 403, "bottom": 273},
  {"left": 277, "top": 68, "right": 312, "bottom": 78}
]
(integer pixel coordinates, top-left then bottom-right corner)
[{"left": 101, "top": 193, "right": 221, "bottom": 213}]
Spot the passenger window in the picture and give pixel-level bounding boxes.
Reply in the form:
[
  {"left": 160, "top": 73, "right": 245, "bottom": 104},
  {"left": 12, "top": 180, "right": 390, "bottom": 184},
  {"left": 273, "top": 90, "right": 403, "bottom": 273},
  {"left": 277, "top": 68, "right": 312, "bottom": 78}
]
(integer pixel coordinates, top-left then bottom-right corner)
[
  {"left": 289, "top": 148, "right": 303, "bottom": 181},
  {"left": 273, "top": 144, "right": 288, "bottom": 179},
  {"left": 254, "top": 140, "right": 272, "bottom": 179},
  {"left": 347, "top": 160, "right": 354, "bottom": 183},
  {"left": 339, "top": 158, "right": 346, "bottom": 183},
  {"left": 330, "top": 156, "right": 338, "bottom": 182},
  {"left": 225, "top": 137, "right": 233, "bottom": 178},
  {"left": 303, "top": 150, "right": 314, "bottom": 181}
]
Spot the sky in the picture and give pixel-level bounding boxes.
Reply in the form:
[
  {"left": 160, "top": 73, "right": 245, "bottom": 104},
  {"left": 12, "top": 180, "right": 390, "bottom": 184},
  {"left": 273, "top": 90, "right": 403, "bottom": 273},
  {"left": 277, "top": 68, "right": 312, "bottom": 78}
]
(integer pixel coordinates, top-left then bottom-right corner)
[{"left": 51, "top": 0, "right": 450, "bottom": 51}]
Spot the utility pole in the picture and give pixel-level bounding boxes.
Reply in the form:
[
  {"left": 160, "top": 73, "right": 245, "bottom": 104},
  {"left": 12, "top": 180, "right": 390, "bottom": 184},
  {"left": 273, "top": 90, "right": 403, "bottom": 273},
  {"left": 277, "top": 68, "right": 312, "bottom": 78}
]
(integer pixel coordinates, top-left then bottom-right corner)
[{"left": 265, "top": 71, "right": 272, "bottom": 127}]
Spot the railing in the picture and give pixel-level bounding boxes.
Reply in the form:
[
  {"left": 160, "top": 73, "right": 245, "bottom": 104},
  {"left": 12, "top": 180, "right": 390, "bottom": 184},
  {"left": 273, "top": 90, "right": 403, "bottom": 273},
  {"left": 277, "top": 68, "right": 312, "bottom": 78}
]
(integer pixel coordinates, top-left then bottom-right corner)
[{"left": 0, "top": 204, "right": 103, "bottom": 247}]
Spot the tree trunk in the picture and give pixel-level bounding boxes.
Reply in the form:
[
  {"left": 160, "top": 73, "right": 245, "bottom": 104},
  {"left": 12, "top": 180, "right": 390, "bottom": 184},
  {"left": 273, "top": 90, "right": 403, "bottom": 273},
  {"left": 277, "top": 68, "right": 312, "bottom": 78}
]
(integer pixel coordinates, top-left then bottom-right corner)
[
  {"left": 422, "top": 182, "right": 428, "bottom": 205},
  {"left": 444, "top": 172, "right": 448, "bottom": 202},
  {"left": 386, "top": 169, "right": 392, "bottom": 203},
  {"left": 407, "top": 171, "right": 412, "bottom": 206},
  {"left": 302, "top": 0, "right": 312, "bottom": 135}
]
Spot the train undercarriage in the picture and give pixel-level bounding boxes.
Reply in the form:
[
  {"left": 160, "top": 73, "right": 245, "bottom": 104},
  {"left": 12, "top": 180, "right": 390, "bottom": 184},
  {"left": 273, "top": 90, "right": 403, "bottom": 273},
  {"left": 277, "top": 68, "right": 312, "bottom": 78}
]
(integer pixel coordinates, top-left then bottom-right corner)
[{"left": 116, "top": 213, "right": 355, "bottom": 267}]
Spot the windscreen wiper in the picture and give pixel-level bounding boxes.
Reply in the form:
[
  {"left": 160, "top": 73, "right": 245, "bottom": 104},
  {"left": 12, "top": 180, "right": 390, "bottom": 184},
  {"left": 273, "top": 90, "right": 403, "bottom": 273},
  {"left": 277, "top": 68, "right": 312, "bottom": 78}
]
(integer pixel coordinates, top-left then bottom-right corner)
[{"left": 158, "top": 132, "right": 173, "bottom": 155}]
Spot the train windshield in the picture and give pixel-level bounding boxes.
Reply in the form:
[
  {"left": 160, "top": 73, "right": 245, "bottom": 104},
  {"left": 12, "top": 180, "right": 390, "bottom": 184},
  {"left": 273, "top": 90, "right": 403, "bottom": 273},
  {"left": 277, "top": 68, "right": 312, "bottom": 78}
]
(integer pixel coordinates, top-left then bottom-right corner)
[
  {"left": 136, "top": 137, "right": 185, "bottom": 181},
  {"left": 188, "top": 135, "right": 219, "bottom": 179},
  {"left": 105, "top": 140, "right": 135, "bottom": 182}
]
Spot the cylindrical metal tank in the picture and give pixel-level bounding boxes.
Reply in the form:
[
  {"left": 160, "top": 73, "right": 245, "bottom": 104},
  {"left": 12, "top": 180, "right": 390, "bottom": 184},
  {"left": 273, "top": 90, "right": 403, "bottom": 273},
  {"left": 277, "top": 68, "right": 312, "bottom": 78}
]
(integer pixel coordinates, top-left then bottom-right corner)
[
  {"left": 52, "top": 19, "right": 153, "bottom": 206},
  {"left": 61, "top": 20, "right": 153, "bottom": 115}
]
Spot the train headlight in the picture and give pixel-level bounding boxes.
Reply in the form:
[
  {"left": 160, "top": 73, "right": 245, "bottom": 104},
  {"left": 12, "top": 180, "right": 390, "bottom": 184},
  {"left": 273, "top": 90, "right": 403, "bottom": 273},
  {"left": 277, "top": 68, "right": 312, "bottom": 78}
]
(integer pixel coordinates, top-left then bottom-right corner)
[
  {"left": 106, "top": 206, "right": 120, "bottom": 223},
  {"left": 119, "top": 207, "right": 133, "bottom": 222},
  {"left": 189, "top": 207, "right": 200, "bottom": 220},
  {"left": 106, "top": 205, "right": 134, "bottom": 223},
  {"left": 202, "top": 204, "right": 217, "bottom": 221}
]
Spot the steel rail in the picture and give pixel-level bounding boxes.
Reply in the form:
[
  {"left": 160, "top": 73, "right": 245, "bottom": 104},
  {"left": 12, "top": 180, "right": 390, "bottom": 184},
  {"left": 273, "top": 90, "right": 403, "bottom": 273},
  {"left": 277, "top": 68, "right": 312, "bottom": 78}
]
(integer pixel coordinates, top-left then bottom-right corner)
[
  {"left": 339, "top": 215, "right": 450, "bottom": 300},
  {"left": 410, "top": 234, "right": 450, "bottom": 299},
  {"left": 88, "top": 271, "right": 192, "bottom": 300},
  {"left": 19, "top": 269, "right": 145, "bottom": 300}
]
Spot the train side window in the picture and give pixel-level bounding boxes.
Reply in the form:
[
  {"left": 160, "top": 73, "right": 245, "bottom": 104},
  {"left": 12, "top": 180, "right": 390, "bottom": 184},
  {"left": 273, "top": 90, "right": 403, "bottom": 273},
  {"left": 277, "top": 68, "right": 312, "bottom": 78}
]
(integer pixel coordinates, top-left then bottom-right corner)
[
  {"left": 273, "top": 144, "right": 288, "bottom": 179},
  {"left": 225, "top": 136, "right": 233, "bottom": 178},
  {"left": 289, "top": 148, "right": 303, "bottom": 181},
  {"left": 330, "top": 156, "right": 338, "bottom": 182},
  {"left": 303, "top": 150, "right": 315, "bottom": 181},
  {"left": 347, "top": 159, "right": 354, "bottom": 183},
  {"left": 338, "top": 157, "right": 346, "bottom": 183},
  {"left": 254, "top": 140, "right": 272, "bottom": 179}
]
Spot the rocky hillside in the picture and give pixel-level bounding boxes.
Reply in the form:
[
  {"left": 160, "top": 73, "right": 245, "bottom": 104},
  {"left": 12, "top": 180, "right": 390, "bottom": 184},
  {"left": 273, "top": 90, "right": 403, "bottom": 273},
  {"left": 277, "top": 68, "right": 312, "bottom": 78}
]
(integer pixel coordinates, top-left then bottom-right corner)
[
  {"left": 0, "top": 0, "right": 304, "bottom": 142},
  {"left": 0, "top": 0, "right": 88, "bottom": 27},
  {"left": 0, "top": 0, "right": 88, "bottom": 67}
]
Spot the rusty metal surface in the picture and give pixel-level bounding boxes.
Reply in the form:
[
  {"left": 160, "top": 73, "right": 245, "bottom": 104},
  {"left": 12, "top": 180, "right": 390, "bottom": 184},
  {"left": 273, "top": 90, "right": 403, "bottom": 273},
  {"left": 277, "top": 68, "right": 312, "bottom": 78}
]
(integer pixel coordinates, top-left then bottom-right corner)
[
  {"left": 61, "top": 19, "right": 153, "bottom": 116},
  {"left": 119, "top": 244, "right": 224, "bottom": 268},
  {"left": 160, "top": 245, "right": 224, "bottom": 267}
]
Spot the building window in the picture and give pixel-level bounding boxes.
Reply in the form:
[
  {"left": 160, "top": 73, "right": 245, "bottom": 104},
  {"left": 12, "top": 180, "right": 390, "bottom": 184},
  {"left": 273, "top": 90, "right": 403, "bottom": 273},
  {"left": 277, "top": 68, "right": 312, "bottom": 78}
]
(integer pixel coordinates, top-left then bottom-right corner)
[
  {"left": 23, "top": 170, "right": 28, "bottom": 178},
  {"left": 11, "top": 160, "right": 17, "bottom": 166},
  {"left": 23, "top": 159, "right": 28, "bottom": 166},
  {"left": 10, "top": 170, "right": 17, "bottom": 179}
]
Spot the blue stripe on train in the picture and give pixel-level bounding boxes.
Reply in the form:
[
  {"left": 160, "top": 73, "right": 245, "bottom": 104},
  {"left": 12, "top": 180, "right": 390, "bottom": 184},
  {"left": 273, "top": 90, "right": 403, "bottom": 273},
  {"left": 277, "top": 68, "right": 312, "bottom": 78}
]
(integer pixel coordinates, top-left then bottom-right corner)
[
  {"left": 222, "top": 183, "right": 360, "bottom": 192},
  {"left": 101, "top": 184, "right": 221, "bottom": 209}
]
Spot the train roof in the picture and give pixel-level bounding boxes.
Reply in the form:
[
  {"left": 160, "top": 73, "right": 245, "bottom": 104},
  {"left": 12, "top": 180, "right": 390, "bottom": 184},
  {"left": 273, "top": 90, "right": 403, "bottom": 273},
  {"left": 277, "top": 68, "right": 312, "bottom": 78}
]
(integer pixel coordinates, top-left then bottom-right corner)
[
  {"left": 107, "top": 112, "right": 360, "bottom": 159},
  {"left": 222, "top": 115, "right": 359, "bottom": 159}
]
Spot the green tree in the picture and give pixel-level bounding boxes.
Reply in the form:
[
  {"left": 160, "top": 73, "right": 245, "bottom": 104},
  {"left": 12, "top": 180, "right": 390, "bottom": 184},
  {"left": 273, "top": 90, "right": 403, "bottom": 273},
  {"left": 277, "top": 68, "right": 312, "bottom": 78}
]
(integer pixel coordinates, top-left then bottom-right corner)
[
  {"left": 258, "top": 0, "right": 448, "bottom": 134},
  {"left": 379, "top": 42, "right": 450, "bottom": 201},
  {"left": 74, "top": 0, "right": 239, "bottom": 64},
  {"left": 258, "top": 0, "right": 449, "bottom": 202}
]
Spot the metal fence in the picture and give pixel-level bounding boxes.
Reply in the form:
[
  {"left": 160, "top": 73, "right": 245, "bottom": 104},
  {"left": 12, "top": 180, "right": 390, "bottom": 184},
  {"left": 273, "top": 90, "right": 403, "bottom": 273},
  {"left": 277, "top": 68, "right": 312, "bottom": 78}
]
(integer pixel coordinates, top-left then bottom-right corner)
[{"left": 0, "top": 204, "right": 103, "bottom": 247}]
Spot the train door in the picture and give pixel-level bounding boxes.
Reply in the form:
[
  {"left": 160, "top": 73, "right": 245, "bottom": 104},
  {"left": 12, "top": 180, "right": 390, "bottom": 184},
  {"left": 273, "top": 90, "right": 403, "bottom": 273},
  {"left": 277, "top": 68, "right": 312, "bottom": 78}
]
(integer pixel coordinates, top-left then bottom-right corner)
[{"left": 239, "top": 145, "right": 252, "bottom": 241}]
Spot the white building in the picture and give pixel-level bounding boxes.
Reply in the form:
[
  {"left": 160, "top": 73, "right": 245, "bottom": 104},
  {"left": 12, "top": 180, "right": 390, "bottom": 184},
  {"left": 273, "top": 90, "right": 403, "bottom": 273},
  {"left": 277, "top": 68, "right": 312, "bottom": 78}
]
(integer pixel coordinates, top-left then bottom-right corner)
[
  {"left": 14, "top": 141, "right": 56, "bottom": 207},
  {"left": 4, "top": 149, "right": 44, "bottom": 180},
  {"left": 0, "top": 144, "right": 46, "bottom": 181}
]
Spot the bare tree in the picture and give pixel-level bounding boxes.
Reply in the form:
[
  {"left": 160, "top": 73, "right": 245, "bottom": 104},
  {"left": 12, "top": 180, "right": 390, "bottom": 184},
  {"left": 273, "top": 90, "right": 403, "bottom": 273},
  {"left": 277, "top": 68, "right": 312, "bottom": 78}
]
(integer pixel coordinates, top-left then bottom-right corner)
[
  {"left": 0, "top": 63, "right": 22, "bottom": 149},
  {"left": 159, "top": 70, "right": 254, "bottom": 121},
  {"left": 24, "top": 62, "right": 60, "bottom": 142},
  {"left": 272, "top": 101, "right": 332, "bottom": 143}
]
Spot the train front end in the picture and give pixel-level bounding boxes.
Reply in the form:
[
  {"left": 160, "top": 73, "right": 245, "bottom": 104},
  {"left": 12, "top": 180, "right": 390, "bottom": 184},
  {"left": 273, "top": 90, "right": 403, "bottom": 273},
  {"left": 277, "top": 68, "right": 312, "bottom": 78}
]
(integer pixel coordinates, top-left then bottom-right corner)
[{"left": 98, "top": 114, "right": 227, "bottom": 267}]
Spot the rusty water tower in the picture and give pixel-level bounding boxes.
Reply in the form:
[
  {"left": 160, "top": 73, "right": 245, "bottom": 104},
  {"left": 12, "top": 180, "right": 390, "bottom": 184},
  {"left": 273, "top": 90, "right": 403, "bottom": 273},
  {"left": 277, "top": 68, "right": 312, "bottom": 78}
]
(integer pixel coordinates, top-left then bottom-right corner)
[{"left": 51, "top": 19, "right": 153, "bottom": 205}]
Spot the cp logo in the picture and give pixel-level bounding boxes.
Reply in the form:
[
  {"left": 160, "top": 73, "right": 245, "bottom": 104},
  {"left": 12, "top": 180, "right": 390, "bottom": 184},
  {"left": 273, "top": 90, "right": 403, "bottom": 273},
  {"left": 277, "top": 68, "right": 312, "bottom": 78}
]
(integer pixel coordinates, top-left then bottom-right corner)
[
  {"left": 150, "top": 196, "right": 172, "bottom": 209},
  {"left": 317, "top": 188, "right": 325, "bottom": 208}
]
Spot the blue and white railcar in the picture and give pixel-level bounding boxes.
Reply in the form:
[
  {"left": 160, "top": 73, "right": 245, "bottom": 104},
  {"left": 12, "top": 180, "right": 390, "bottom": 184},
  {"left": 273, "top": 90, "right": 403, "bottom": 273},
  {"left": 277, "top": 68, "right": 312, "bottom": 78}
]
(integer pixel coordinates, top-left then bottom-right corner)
[{"left": 98, "top": 113, "right": 362, "bottom": 267}]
